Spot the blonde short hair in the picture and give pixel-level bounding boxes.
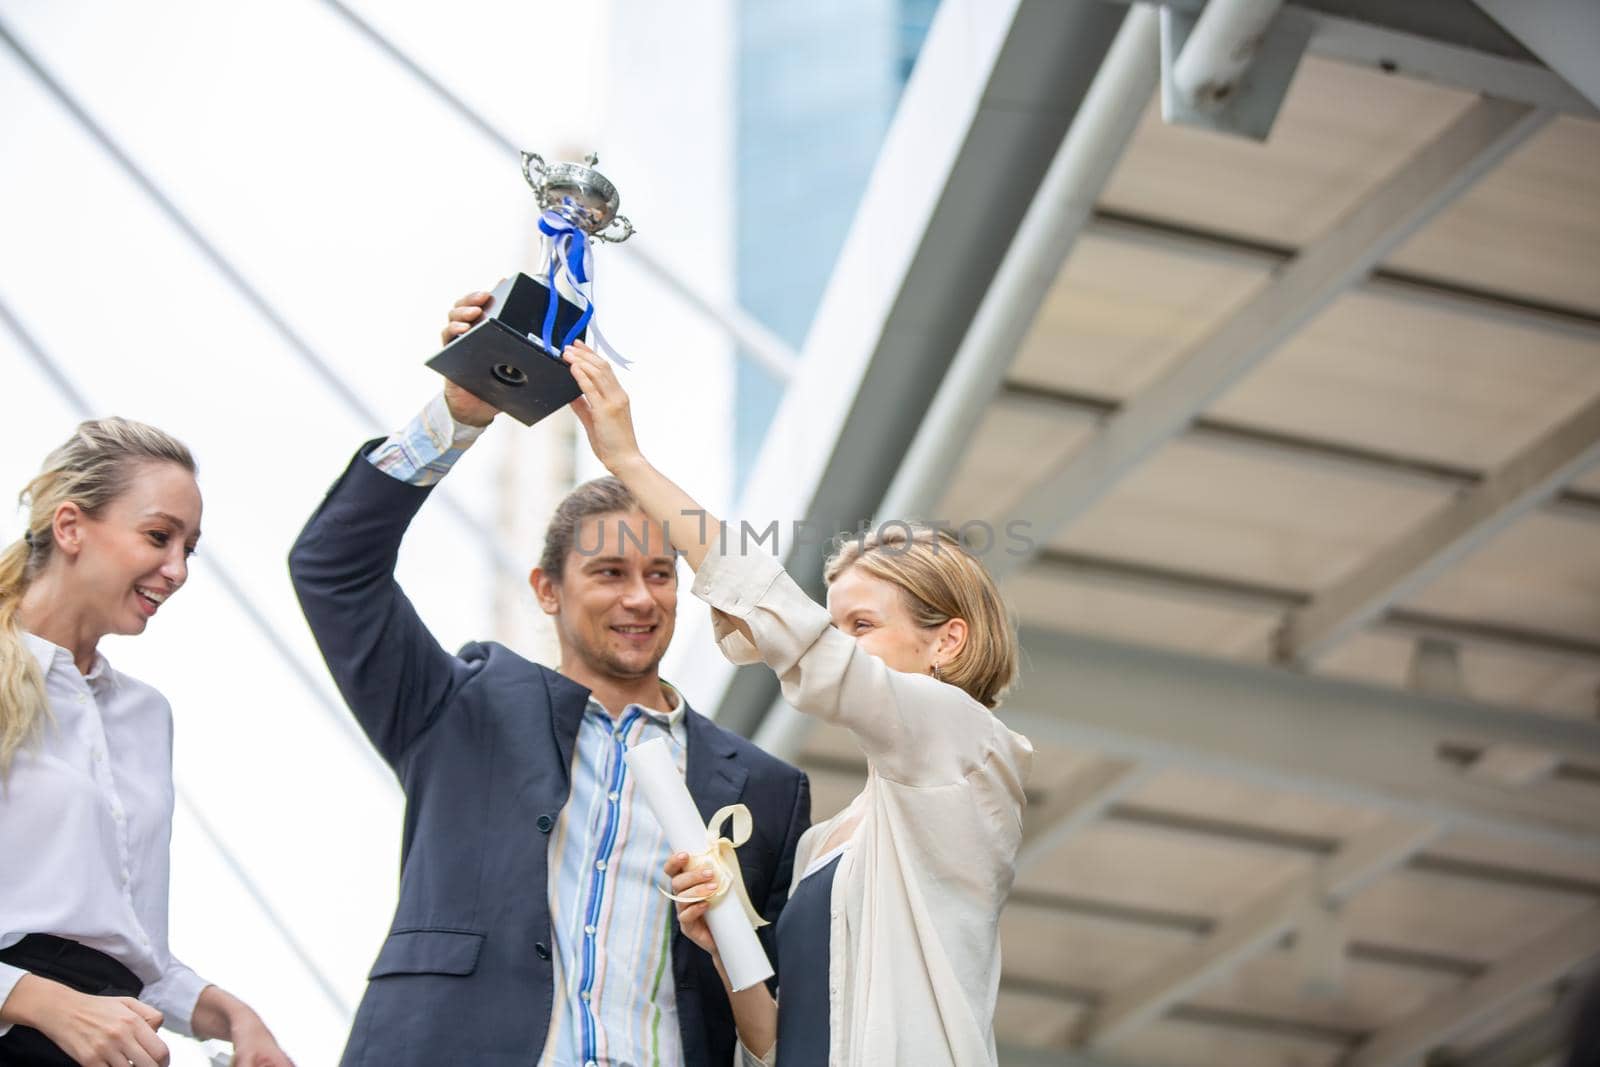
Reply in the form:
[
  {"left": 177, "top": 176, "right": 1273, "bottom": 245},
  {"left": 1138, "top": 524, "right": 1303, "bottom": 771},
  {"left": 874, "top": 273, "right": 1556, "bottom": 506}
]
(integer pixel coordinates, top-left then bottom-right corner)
[{"left": 823, "top": 523, "right": 1018, "bottom": 708}]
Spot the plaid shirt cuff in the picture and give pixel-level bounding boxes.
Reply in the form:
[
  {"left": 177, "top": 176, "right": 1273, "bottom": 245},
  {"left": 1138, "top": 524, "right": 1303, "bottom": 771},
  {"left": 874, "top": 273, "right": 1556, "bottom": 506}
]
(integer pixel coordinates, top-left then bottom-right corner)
[{"left": 367, "top": 392, "right": 487, "bottom": 486}]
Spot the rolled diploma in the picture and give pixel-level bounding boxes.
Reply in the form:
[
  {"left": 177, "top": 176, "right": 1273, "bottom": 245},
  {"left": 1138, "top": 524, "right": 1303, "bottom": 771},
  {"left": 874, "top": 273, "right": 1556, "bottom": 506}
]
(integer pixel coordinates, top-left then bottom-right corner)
[{"left": 625, "top": 737, "right": 775, "bottom": 991}]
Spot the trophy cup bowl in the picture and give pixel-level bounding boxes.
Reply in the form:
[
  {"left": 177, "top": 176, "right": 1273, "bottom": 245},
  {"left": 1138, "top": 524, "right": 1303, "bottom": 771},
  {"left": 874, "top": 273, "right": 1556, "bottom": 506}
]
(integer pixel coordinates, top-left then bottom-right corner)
[
  {"left": 424, "top": 150, "right": 632, "bottom": 426},
  {"left": 521, "top": 151, "right": 635, "bottom": 243}
]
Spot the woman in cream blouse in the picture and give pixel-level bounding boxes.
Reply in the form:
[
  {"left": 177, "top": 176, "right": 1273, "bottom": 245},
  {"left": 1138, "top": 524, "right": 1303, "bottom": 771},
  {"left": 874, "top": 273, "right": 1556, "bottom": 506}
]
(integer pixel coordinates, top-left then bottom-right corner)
[{"left": 561, "top": 341, "right": 1033, "bottom": 1066}]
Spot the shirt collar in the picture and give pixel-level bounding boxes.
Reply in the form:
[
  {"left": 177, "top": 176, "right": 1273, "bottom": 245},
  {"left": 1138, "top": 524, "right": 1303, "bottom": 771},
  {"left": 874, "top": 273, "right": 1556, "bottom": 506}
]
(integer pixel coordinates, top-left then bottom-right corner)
[
  {"left": 586, "top": 679, "right": 686, "bottom": 727},
  {"left": 21, "top": 630, "right": 116, "bottom": 688}
]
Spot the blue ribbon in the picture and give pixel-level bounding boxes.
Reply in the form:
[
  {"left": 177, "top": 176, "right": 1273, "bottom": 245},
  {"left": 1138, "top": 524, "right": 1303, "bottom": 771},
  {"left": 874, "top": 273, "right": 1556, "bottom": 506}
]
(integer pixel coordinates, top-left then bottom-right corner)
[{"left": 534, "top": 199, "right": 629, "bottom": 368}]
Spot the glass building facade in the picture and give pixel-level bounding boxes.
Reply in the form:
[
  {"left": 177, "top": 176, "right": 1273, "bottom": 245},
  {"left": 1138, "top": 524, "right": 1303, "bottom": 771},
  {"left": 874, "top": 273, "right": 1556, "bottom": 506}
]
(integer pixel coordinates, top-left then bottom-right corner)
[{"left": 732, "top": 0, "right": 941, "bottom": 488}]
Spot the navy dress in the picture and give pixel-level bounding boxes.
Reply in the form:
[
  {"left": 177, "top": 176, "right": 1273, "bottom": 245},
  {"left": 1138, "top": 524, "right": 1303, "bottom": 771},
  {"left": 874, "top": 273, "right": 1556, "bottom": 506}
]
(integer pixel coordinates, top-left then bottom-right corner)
[{"left": 774, "top": 851, "right": 844, "bottom": 1066}]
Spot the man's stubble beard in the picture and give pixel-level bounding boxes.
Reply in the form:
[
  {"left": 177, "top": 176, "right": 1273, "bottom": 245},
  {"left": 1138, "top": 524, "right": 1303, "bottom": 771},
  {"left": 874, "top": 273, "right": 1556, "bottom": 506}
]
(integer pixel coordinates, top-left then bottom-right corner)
[{"left": 567, "top": 623, "right": 669, "bottom": 683}]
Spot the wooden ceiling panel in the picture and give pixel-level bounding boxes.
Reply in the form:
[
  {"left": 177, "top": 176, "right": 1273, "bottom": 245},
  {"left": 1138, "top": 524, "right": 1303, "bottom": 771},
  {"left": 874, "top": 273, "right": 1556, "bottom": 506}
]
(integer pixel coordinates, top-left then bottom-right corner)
[
  {"left": 1048, "top": 439, "right": 1452, "bottom": 592},
  {"left": 1005, "top": 569, "right": 1281, "bottom": 660},
  {"left": 1110, "top": 1016, "right": 1347, "bottom": 1067},
  {"left": 1123, "top": 769, "right": 1388, "bottom": 842},
  {"left": 993, "top": 989, "right": 1084, "bottom": 1051},
  {"left": 1430, "top": 988, "right": 1563, "bottom": 1062},
  {"left": 1001, "top": 909, "right": 1197, "bottom": 993},
  {"left": 1425, "top": 829, "right": 1600, "bottom": 890},
  {"left": 1016, "top": 822, "right": 1315, "bottom": 919},
  {"left": 1009, "top": 233, "right": 1268, "bottom": 401},
  {"left": 1341, "top": 869, "right": 1595, "bottom": 964},
  {"left": 1399, "top": 512, "right": 1600, "bottom": 642},
  {"left": 1385, "top": 116, "right": 1600, "bottom": 315},
  {"left": 935, "top": 400, "right": 1098, "bottom": 523},
  {"left": 1185, "top": 950, "right": 1464, "bottom": 1033},
  {"left": 1208, "top": 291, "right": 1600, "bottom": 471},
  {"left": 1316, "top": 630, "right": 1600, "bottom": 720},
  {"left": 1099, "top": 58, "right": 1475, "bottom": 248}
]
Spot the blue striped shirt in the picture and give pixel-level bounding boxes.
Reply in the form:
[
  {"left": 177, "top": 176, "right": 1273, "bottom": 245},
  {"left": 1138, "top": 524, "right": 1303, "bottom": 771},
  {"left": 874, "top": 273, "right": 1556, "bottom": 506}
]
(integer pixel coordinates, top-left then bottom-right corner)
[{"left": 541, "top": 695, "right": 688, "bottom": 1067}]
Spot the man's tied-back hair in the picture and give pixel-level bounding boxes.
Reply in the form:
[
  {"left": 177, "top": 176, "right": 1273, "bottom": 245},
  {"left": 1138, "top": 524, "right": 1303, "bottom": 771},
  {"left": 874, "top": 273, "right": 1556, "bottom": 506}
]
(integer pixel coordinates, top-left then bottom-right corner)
[{"left": 538, "top": 476, "right": 643, "bottom": 580}]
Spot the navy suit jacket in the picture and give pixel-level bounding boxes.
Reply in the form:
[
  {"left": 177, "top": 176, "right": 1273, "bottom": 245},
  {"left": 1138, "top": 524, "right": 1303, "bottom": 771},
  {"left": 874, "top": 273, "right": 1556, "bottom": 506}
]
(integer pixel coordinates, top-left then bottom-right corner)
[{"left": 288, "top": 446, "right": 810, "bottom": 1067}]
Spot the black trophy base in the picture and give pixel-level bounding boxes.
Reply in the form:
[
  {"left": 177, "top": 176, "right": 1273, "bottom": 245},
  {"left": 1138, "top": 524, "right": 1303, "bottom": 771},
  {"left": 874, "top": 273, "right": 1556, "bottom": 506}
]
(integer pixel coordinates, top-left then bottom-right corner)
[{"left": 426, "top": 272, "right": 588, "bottom": 427}]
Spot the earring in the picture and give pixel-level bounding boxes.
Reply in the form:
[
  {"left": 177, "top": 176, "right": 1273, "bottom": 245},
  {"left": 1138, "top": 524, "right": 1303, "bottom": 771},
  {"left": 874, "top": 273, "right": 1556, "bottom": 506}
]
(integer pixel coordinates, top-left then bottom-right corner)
[{"left": 930, "top": 661, "right": 943, "bottom": 680}]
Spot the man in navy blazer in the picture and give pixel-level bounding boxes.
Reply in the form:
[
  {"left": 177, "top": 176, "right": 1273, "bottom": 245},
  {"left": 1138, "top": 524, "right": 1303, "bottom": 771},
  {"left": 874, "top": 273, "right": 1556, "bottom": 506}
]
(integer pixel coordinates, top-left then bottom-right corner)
[{"left": 288, "top": 292, "right": 809, "bottom": 1067}]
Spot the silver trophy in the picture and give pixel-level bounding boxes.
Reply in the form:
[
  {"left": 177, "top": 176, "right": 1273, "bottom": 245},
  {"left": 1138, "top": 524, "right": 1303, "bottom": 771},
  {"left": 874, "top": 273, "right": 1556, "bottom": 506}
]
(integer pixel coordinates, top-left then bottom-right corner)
[
  {"left": 426, "top": 150, "right": 634, "bottom": 426},
  {"left": 521, "top": 151, "right": 635, "bottom": 244}
]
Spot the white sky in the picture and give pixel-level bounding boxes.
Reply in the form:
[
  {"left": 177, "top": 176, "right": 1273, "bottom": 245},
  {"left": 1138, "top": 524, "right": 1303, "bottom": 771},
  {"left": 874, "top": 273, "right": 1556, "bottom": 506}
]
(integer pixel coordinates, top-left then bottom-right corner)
[{"left": 0, "top": 1, "right": 746, "bottom": 1062}]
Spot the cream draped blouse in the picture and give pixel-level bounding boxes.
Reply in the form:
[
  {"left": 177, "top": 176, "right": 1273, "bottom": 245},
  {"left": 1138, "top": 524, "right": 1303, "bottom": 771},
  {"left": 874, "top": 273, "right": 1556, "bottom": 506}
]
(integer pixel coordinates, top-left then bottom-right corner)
[{"left": 692, "top": 545, "right": 1033, "bottom": 1066}]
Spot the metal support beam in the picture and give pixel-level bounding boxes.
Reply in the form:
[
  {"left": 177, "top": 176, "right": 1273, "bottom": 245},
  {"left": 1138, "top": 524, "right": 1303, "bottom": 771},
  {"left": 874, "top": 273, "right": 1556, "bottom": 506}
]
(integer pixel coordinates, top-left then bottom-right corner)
[
  {"left": 1471, "top": 0, "right": 1600, "bottom": 111},
  {"left": 1084, "top": 209, "right": 1600, "bottom": 349},
  {"left": 1019, "top": 757, "right": 1151, "bottom": 872},
  {"left": 806, "top": 751, "right": 1600, "bottom": 901},
  {"left": 1085, "top": 820, "right": 1439, "bottom": 1048},
  {"left": 1347, "top": 908, "right": 1600, "bottom": 1067},
  {"left": 880, "top": 5, "right": 1159, "bottom": 523},
  {"left": 1101, "top": 0, "right": 1598, "bottom": 116},
  {"left": 1004, "top": 626, "right": 1600, "bottom": 854},
  {"left": 1025, "top": 539, "right": 1600, "bottom": 671},
  {"left": 1279, "top": 393, "right": 1600, "bottom": 663},
  {"left": 1160, "top": 0, "right": 1311, "bottom": 141},
  {"left": 999, "top": 381, "right": 1600, "bottom": 525},
  {"left": 1169, "top": 0, "right": 1286, "bottom": 110},
  {"left": 994, "top": 96, "right": 1549, "bottom": 581},
  {"left": 1301, "top": 6, "right": 1597, "bottom": 117},
  {"left": 1005, "top": 887, "right": 1494, "bottom": 981}
]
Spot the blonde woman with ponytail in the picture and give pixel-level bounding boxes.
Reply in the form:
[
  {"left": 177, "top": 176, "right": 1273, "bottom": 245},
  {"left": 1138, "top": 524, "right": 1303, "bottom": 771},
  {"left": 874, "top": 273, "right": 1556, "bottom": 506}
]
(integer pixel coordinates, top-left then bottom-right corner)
[{"left": 0, "top": 419, "right": 293, "bottom": 1067}]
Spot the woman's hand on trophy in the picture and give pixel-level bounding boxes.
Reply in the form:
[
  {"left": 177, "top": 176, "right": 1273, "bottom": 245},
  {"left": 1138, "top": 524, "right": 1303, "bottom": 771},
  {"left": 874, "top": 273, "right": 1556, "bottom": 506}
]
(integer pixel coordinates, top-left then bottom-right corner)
[
  {"left": 440, "top": 290, "right": 501, "bottom": 428},
  {"left": 564, "top": 341, "right": 643, "bottom": 473}
]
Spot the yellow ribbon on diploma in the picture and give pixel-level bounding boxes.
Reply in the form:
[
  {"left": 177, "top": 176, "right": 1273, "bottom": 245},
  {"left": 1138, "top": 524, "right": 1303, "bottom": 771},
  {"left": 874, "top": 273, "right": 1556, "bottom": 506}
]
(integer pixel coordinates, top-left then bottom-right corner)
[{"left": 661, "top": 803, "right": 770, "bottom": 929}]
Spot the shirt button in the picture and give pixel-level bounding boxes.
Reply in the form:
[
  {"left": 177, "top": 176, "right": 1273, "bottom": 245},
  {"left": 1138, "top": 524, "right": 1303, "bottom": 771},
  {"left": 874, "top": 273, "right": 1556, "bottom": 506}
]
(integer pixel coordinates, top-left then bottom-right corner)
[
  {"left": 121, "top": 870, "right": 131, "bottom": 886},
  {"left": 93, "top": 748, "right": 105, "bottom": 763},
  {"left": 586, "top": 1060, "right": 598, "bottom": 1067},
  {"left": 536, "top": 814, "right": 554, "bottom": 833},
  {"left": 584, "top": 924, "right": 596, "bottom": 936},
  {"left": 580, "top": 990, "right": 591, "bottom": 1002},
  {"left": 534, "top": 942, "right": 551, "bottom": 960},
  {"left": 607, "top": 790, "right": 619, "bottom": 802},
  {"left": 595, "top": 859, "right": 607, "bottom": 871}
]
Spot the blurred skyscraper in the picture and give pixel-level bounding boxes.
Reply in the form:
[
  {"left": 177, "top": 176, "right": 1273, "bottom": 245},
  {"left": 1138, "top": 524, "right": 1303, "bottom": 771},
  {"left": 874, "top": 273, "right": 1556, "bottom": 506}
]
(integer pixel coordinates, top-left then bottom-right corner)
[{"left": 732, "top": 0, "right": 941, "bottom": 488}]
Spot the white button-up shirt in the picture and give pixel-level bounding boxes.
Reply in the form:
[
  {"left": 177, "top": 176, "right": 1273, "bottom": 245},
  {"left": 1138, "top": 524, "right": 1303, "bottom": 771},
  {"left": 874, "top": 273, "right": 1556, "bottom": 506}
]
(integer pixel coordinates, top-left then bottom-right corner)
[{"left": 0, "top": 633, "right": 209, "bottom": 1036}]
